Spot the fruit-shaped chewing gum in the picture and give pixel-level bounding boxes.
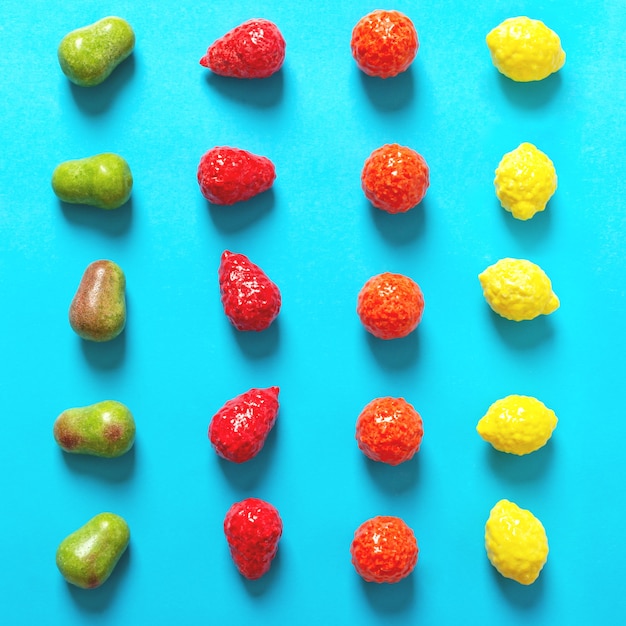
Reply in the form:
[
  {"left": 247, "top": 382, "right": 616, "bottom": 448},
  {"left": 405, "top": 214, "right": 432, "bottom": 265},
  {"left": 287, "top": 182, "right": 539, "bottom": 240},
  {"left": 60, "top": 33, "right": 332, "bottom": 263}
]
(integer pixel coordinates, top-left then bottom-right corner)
[
  {"left": 69, "top": 260, "right": 126, "bottom": 342},
  {"left": 477, "top": 395, "right": 557, "bottom": 455},
  {"left": 356, "top": 397, "right": 423, "bottom": 465},
  {"left": 357, "top": 272, "right": 424, "bottom": 339},
  {"left": 224, "top": 498, "right": 283, "bottom": 579},
  {"left": 200, "top": 18, "right": 286, "bottom": 78},
  {"left": 486, "top": 16, "right": 565, "bottom": 82},
  {"left": 361, "top": 143, "right": 429, "bottom": 213},
  {"left": 197, "top": 146, "right": 276, "bottom": 205},
  {"left": 209, "top": 387, "right": 279, "bottom": 463},
  {"left": 219, "top": 251, "right": 281, "bottom": 331},
  {"left": 494, "top": 143, "right": 557, "bottom": 220},
  {"left": 54, "top": 400, "right": 135, "bottom": 458},
  {"left": 479, "top": 258, "right": 559, "bottom": 321},
  {"left": 52, "top": 153, "right": 133, "bottom": 210},
  {"left": 56, "top": 512, "right": 130, "bottom": 589},
  {"left": 351, "top": 10, "right": 418, "bottom": 78},
  {"left": 351, "top": 515, "right": 418, "bottom": 583},
  {"left": 485, "top": 499, "right": 548, "bottom": 585},
  {"left": 58, "top": 16, "right": 135, "bottom": 86}
]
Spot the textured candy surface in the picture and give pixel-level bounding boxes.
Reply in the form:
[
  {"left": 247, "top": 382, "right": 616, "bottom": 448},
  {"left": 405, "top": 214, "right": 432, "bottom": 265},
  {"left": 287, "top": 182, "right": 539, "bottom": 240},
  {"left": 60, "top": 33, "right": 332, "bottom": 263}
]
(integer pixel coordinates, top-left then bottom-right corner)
[
  {"left": 478, "top": 258, "right": 559, "bottom": 321},
  {"left": 200, "top": 18, "right": 286, "bottom": 78},
  {"left": 224, "top": 498, "right": 283, "bottom": 580},
  {"left": 486, "top": 16, "right": 565, "bottom": 82},
  {"left": 197, "top": 147, "right": 275, "bottom": 205},
  {"left": 485, "top": 499, "right": 549, "bottom": 585},
  {"left": 477, "top": 395, "right": 557, "bottom": 455},
  {"left": 494, "top": 142, "right": 557, "bottom": 220},
  {"left": 361, "top": 143, "right": 429, "bottom": 213},
  {"left": 208, "top": 387, "right": 279, "bottom": 463},
  {"left": 356, "top": 397, "right": 423, "bottom": 465},
  {"left": 357, "top": 272, "right": 424, "bottom": 340},
  {"left": 218, "top": 251, "right": 281, "bottom": 331},
  {"left": 351, "top": 516, "right": 418, "bottom": 583},
  {"left": 351, "top": 10, "right": 418, "bottom": 78}
]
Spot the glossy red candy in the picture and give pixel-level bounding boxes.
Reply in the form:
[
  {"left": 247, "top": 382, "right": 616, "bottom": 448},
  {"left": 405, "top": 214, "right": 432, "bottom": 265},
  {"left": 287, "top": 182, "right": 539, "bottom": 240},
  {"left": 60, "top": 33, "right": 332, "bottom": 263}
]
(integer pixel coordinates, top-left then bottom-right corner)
[
  {"left": 351, "top": 516, "right": 418, "bottom": 583},
  {"left": 208, "top": 387, "right": 279, "bottom": 463},
  {"left": 218, "top": 250, "right": 281, "bottom": 331},
  {"left": 351, "top": 10, "right": 418, "bottom": 78},
  {"left": 361, "top": 143, "right": 429, "bottom": 214},
  {"left": 197, "top": 146, "right": 276, "bottom": 205},
  {"left": 200, "top": 18, "right": 286, "bottom": 79},
  {"left": 224, "top": 497, "right": 283, "bottom": 579}
]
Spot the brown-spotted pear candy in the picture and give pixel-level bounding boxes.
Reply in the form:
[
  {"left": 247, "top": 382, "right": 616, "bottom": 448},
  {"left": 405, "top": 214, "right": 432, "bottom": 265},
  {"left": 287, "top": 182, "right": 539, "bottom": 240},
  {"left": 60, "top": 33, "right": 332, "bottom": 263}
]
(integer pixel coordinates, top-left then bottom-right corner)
[
  {"left": 54, "top": 400, "right": 135, "bottom": 458},
  {"left": 69, "top": 260, "right": 126, "bottom": 342},
  {"left": 56, "top": 512, "right": 130, "bottom": 589},
  {"left": 58, "top": 16, "right": 135, "bottom": 87},
  {"left": 52, "top": 153, "right": 133, "bottom": 210}
]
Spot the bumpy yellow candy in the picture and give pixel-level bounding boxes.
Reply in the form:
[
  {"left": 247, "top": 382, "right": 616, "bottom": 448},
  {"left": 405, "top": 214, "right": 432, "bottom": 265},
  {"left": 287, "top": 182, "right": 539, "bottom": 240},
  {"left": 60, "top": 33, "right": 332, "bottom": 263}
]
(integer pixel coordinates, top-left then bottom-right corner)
[
  {"left": 477, "top": 395, "right": 557, "bottom": 455},
  {"left": 486, "top": 16, "right": 565, "bottom": 82},
  {"left": 485, "top": 499, "right": 548, "bottom": 585},
  {"left": 495, "top": 143, "right": 557, "bottom": 220},
  {"left": 479, "top": 258, "right": 559, "bottom": 321}
]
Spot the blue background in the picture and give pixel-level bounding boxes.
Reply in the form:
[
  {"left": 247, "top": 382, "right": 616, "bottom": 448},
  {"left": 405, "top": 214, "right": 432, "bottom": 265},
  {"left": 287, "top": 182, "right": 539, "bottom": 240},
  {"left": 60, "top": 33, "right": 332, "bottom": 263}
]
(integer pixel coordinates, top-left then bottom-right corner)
[{"left": 1, "top": 0, "right": 624, "bottom": 624}]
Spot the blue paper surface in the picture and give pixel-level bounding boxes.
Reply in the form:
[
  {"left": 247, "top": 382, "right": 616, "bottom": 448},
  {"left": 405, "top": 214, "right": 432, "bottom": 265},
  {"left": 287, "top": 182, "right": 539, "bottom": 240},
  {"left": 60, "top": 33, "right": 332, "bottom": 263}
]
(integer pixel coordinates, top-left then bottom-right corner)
[{"left": 1, "top": 1, "right": 625, "bottom": 624}]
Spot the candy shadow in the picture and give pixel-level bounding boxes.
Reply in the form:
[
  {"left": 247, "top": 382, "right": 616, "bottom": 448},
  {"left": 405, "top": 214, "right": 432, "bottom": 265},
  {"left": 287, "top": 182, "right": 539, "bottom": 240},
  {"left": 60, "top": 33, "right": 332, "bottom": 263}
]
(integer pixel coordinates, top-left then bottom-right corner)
[
  {"left": 486, "top": 440, "right": 555, "bottom": 483},
  {"left": 491, "top": 560, "right": 546, "bottom": 608},
  {"left": 496, "top": 71, "right": 562, "bottom": 110},
  {"left": 214, "top": 424, "right": 278, "bottom": 492},
  {"left": 488, "top": 311, "right": 555, "bottom": 350},
  {"left": 232, "top": 318, "right": 281, "bottom": 359},
  {"left": 361, "top": 571, "right": 416, "bottom": 613},
  {"left": 68, "top": 55, "right": 136, "bottom": 116},
  {"left": 370, "top": 200, "right": 426, "bottom": 245},
  {"left": 79, "top": 325, "right": 127, "bottom": 370},
  {"left": 363, "top": 454, "right": 421, "bottom": 494},
  {"left": 359, "top": 67, "right": 416, "bottom": 112},
  {"left": 207, "top": 189, "right": 275, "bottom": 233},
  {"left": 61, "top": 442, "right": 137, "bottom": 483},
  {"left": 366, "top": 330, "right": 420, "bottom": 370},
  {"left": 59, "top": 198, "right": 133, "bottom": 237},
  {"left": 499, "top": 199, "right": 553, "bottom": 246},
  {"left": 66, "top": 545, "right": 131, "bottom": 611},
  {"left": 203, "top": 70, "right": 285, "bottom": 108}
]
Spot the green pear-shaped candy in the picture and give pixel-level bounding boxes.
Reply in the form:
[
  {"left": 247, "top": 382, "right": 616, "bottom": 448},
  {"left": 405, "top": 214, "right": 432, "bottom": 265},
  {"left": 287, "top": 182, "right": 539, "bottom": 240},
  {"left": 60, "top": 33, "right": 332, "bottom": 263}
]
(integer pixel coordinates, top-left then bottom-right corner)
[
  {"left": 58, "top": 16, "right": 135, "bottom": 87},
  {"left": 54, "top": 400, "right": 135, "bottom": 457},
  {"left": 56, "top": 513, "right": 130, "bottom": 589},
  {"left": 52, "top": 153, "right": 133, "bottom": 210},
  {"left": 69, "top": 259, "right": 126, "bottom": 342}
]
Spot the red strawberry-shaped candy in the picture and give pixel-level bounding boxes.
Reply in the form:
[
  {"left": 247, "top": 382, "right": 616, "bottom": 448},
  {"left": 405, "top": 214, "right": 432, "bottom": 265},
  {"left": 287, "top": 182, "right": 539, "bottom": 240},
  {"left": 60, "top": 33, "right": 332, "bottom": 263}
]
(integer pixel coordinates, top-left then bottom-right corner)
[
  {"left": 200, "top": 18, "right": 286, "bottom": 79},
  {"left": 224, "top": 497, "right": 283, "bottom": 580},
  {"left": 208, "top": 386, "right": 279, "bottom": 463},
  {"left": 197, "top": 147, "right": 276, "bottom": 206},
  {"left": 218, "top": 251, "right": 281, "bottom": 331}
]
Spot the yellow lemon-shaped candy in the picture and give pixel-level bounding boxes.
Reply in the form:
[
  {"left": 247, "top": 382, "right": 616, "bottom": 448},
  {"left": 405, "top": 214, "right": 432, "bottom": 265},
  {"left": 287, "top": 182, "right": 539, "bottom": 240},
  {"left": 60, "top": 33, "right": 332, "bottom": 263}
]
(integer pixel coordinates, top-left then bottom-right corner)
[
  {"left": 478, "top": 258, "right": 559, "bottom": 321},
  {"left": 486, "top": 16, "right": 565, "bottom": 82},
  {"left": 485, "top": 499, "right": 548, "bottom": 585},
  {"left": 477, "top": 395, "right": 557, "bottom": 455},
  {"left": 495, "top": 143, "right": 557, "bottom": 220}
]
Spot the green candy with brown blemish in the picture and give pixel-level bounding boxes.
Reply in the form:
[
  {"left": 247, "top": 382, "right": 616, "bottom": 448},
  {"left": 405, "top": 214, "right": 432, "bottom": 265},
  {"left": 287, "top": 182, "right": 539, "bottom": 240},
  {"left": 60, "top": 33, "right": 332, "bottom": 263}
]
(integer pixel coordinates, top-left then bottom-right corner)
[
  {"left": 56, "top": 512, "right": 130, "bottom": 589},
  {"left": 69, "top": 260, "right": 126, "bottom": 342},
  {"left": 54, "top": 400, "right": 135, "bottom": 457},
  {"left": 58, "top": 16, "right": 135, "bottom": 87},
  {"left": 52, "top": 153, "right": 133, "bottom": 210}
]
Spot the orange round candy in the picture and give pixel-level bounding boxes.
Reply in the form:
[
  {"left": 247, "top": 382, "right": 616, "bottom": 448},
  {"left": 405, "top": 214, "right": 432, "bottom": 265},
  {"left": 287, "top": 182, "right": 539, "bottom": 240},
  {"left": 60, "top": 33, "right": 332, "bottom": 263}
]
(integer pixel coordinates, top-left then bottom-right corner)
[
  {"left": 351, "top": 516, "right": 418, "bottom": 583},
  {"left": 351, "top": 10, "right": 418, "bottom": 78},
  {"left": 356, "top": 397, "right": 423, "bottom": 465},
  {"left": 362, "top": 143, "right": 430, "bottom": 214},
  {"left": 357, "top": 272, "right": 424, "bottom": 340}
]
